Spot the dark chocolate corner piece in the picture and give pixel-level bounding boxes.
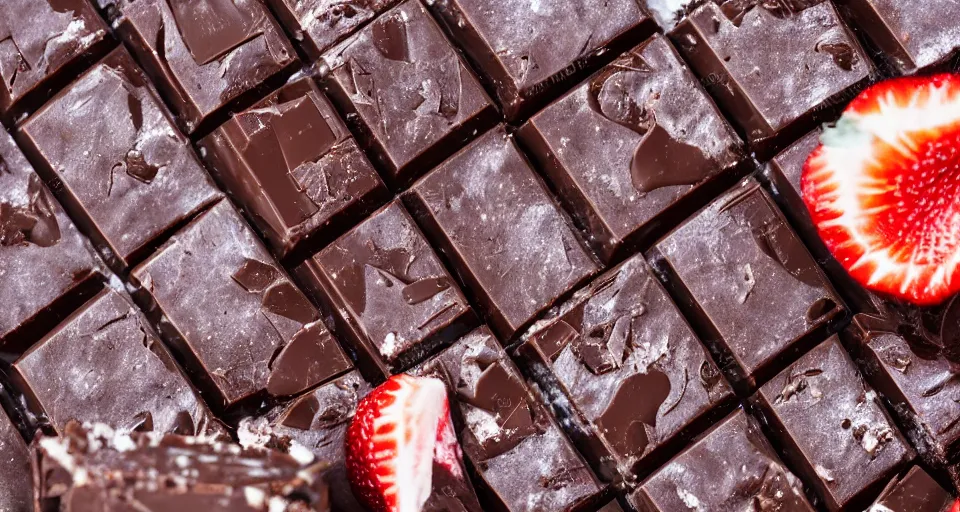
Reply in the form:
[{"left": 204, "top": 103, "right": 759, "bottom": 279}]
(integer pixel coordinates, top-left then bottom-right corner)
[
  {"left": 0, "top": 406, "right": 31, "bottom": 511},
  {"left": 112, "top": 0, "right": 298, "bottom": 133},
  {"left": 200, "top": 78, "right": 387, "bottom": 259},
  {"left": 670, "top": 0, "right": 872, "bottom": 156},
  {"left": 654, "top": 177, "right": 844, "bottom": 389},
  {"left": 414, "top": 327, "right": 605, "bottom": 512},
  {"left": 18, "top": 48, "right": 222, "bottom": 271},
  {"left": 265, "top": 0, "right": 400, "bottom": 60},
  {"left": 11, "top": 288, "right": 225, "bottom": 438},
  {"left": 519, "top": 253, "right": 733, "bottom": 482},
  {"left": 130, "top": 200, "right": 351, "bottom": 409},
  {"left": 837, "top": 0, "right": 960, "bottom": 73},
  {"left": 405, "top": 126, "right": 598, "bottom": 341},
  {"left": 428, "top": 0, "right": 655, "bottom": 121},
  {"left": 321, "top": 0, "right": 497, "bottom": 188},
  {"left": 519, "top": 34, "right": 743, "bottom": 262},
  {"left": 0, "top": 128, "right": 100, "bottom": 351},
  {"left": 869, "top": 466, "right": 954, "bottom": 512},
  {"left": 629, "top": 409, "right": 815, "bottom": 512},
  {"left": 295, "top": 200, "right": 474, "bottom": 380},
  {"left": 753, "top": 336, "right": 915, "bottom": 511},
  {"left": 0, "top": 0, "right": 111, "bottom": 119}
]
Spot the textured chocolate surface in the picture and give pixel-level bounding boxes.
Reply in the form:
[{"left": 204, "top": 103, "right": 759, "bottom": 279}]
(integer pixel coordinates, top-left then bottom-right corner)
[
  {"left": 0, "top": 0, "right": 110, "bottom": 117},
  {"left": 753, "top": 337, "right": 914, "bottom": 511},
  {"left": 868, "top": 466, "right": 954, "bottom": 512},
  {"left": 0, "top": 406, "right": 31, "bottom": 512},
  {"left": 321, "top": 0, "right": 496, "bottom": 187},
  {"left": 111, "top": 0, "right": 298, "bottom": 133},
  {"left": 765, "top": 129, "right": 823, "bottom": 244},
  {"left": 520, "top": 253, "right": 733, "bottom": 482},
  {"left": 428, "top": 0, "right": 654, "bottom": 120},
  {"left": 839, "top": 0, "right": 960, "bottom": 72},
  {"left": 629, "top": 409, "right": 815, "bottom": 512},
  {"left": 671, "top": 0, "right": 871, "bottom": 154},
  {"left": 33, "top": 422, "right": 330, "bottom": 511},
  {"left": 406, "top": 126, "right": 598, "bottom": 340},
  {"left": 654, "top": 178, "right": 843, "bottom": 388},
  {"left": 266, "top": 0, "right": 400, "bottom": 60},
  {"left": 296, "top": 201, "right": 473, "bottom": 378},
  {"left": 519, "top": 34, "right": 743, "bottom": 262},
  {"left": 131, "top": 201, "right": 351, "bottom": 408},
  {"left": 18, "top": 49, "right": 222, "bottom": 270},
  {"left": 200, "top": 78, "right": 386, "bottom": 259},
  {"left": 0, "top": 128, "right": 100, "bottom": 349},
  {"left": 11, "top": 288, "right": 224, "bottom": 437},
  {"left": 416, "top": 327, "right": 604, "bottom": 512}
]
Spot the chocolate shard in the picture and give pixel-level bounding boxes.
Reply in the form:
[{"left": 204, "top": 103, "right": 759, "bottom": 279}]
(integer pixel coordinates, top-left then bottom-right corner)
[
  {"left": 267, "top": 324, "right": 351, "bottom": 397},
  {"left": 262, "top": 281, "right": 319, "bottom": 324},
  {"left": 232, "top": 258, "right": 282, "bottom": 293},
  {"left": 596, "top": 370, "right": 671, "bottom": 457}
]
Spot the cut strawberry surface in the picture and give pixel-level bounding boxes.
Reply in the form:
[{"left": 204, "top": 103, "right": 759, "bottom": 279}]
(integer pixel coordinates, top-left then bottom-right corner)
[
  {"left": 802, "top": 73, "right": 960, "bottom": 306},
  {"left": 345, "top": 374, "right": 464, "bottom": 512}
]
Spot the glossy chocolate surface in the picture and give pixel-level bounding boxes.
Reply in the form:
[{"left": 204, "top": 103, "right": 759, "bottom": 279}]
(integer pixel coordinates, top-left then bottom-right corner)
[
  {"left": 654, "top": 178, "right": 843, "bottom": 388},
  {"left": 520, "top": 253, "right": 732, "bottom": 482},
  {"left": 838, "top": 0, "right": 960, "bottom": 73},
  {"left": 519, "top": 34, "right": 743, "bottom": 262},
  {"left": 869, "top": 466, "right": 954, "bottom": 512},
  {"left": 0, "top": 0, "right": 110, "bottom": 118},
  {"left": 200, "top": 78, "right": 386, "bottom": 259},
  {"left": 18, "top": 49, "right": 222, "bottom": 270},
  {"left": 406, "top": 126, "right": 598, "bottom": 340},
  {"left": 416, "top": 327, "right": 604, "bottom": 512},
  {"left": 33, "top": 422, "right": 330, "bottom": 511},
  {"left": 11, "top": 288, "right": 224, "bottom": 437},
  {"left": 296, "top": 201, "right": 473, "bottom": 379},
  {"left": 630, "top": 409, "right": 815, "bottom": 512},
  {"left": 0, "top": 406, "right": 31, "bottom": 512},
  {"left": 753, "top": 337, "right": 914, "bottom": 511},
  {"left": 266, "top": 0, "right": 400, "bottom": 60},
  {"left": 0, "top": 128, "right": 100, "bottom": 350},
  {"left": 131, "top": 201, "right": 351, "bottom": 408},
  {"left": 671, "top": 0, "right": 871, "bottom": 155},
  {"left": 111, "top": 0, "right": 298, "bottom": 133},
  {"left": 321, "top": 0, "right": 496, "bottom": 187},
  {"left": 428, "top": 0, "right": 654, "bottom": 120}
]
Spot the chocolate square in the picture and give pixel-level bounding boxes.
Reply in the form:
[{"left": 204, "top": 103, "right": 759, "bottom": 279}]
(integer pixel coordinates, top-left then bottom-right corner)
[
  {"left": 868, "top": 466, "right": 954, "bottom": 512},
  {"left": 0, "top": 129, "right": 100, "bottom": 350},
  {"left": 405, "top": 125, "right": 599, "bottom": 341},
  {"left": 321, "top": 0, "right": 497, "bottom": 187},
  {"left": 111, "top": 0, "right": 298, "bottom": 133},
  {"left": 200, "top": 78, "right": 387, "bottom": 259},
  {"left": 415, "top": 327, "right": 605, "bottom": 512},
  {"left": 295, "top": 200, "right": 474, "bottom": 379},
  {"left": 0, "top": 0, "right": 111, "bottom": 118},
  {"left": 130, "top": 200, "right": 351, "bottom": 409},
  {"left": 518, "top": 34, "right": 743, "bottom": 262},
  {"left": 671, "top": 0, "right": 872, "bottom": 155},
  {"left": 18, "top": 49, "right": 222, "bottom": 271},
  {"left": 653, "top": 178, "right": 843, "bottom": 388},
  {"left": 265, "top": 0, "right": 400, "bottom": 60},
  {"left": 629, "top": 409, "right": 815, "bottom": 511},
  {"left": 428, "top": 0, "right": 655, "bottom": 120},
  {"left": 752, "top": 336, "right": 914, "bottom": 511},
  {"left": 519, "top": 253, "right": 733, "bottom": 482},
  {"left": 11, "top": 288, "right": 224, "bottom": 437},
  {"left": 0, "top": 407, "right": 31, "bottom": 511}
]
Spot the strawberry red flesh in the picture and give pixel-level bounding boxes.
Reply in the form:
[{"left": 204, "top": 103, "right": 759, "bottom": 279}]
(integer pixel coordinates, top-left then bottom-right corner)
[{"left": 803, "top": 73, "right": 960, "bottom": 305}]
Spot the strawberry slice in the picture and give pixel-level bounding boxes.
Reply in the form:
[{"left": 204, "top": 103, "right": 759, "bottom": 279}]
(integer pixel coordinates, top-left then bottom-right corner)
[
  {"left": 345, "top": 374, "right": 467, "bottom": 512},
  {"left": 802, "top": 73, "right": 960, "bottom": 306},
  {"left": 951, "top": 499, "right": 960, "bottom": 512}
]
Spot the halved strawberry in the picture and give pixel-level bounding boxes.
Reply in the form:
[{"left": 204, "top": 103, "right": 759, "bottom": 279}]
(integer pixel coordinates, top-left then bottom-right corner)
[
  {"left": 345, "top": 374, "right": 466, "bottom": 512},
  {"left": 802, "top": 73, "right": 960, "bottom": 306},
  {"left": 951, "top": 498, "right": 960, "bottom": 512}
]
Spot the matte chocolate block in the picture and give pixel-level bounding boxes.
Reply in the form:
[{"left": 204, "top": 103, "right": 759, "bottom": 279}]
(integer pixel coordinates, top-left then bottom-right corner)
[
  {"left": 518, "top": 34, "right": 744, "bottom": 262},
  {"left": 0, "top": 406, "right": 31, "bottom": 512},
  {"left": 405, "top": 126, "right": 599, "bottom": 341},
  {"left": 519, "top": 253, "right": 733, "bottom": 483},
  {"left": 18, "top": 49, "right": 222, "bottom": 271},
  {"left": 111, "top": 0, "right": 298, "bottom": 133},
  {"left": 131, "top": 200, "right": 351, "bottom": 409},
  {"left": 295, "top": 200, "right": 474, "bottom": 379},
  {"left": 200, "top": 78, "right": 387, "bottom": 259}
]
